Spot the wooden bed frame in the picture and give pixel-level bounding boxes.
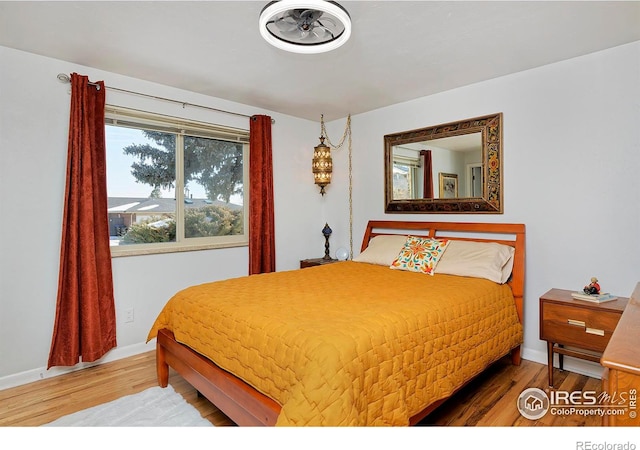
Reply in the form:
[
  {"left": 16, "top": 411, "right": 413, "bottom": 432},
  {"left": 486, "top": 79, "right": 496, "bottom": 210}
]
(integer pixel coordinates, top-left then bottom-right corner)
[{"left": 155, "top": 220, "right": 526, "bottom": 426}]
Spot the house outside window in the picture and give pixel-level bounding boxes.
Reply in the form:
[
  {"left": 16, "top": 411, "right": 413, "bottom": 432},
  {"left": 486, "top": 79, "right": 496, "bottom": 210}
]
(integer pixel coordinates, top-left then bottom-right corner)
[{"left": 105, "top": 106, "right": 249, "bottom": 256}]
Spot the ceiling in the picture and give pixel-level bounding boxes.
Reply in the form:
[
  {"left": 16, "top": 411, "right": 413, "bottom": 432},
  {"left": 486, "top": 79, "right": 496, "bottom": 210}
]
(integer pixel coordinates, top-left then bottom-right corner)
[{"left": 1, "top": 1, "right": 639, "bottom": 121}]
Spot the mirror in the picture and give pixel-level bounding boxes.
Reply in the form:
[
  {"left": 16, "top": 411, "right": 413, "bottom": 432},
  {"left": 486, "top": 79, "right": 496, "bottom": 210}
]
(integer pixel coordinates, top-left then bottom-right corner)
[{"left": 384, "top": 113, "right": 503, "bottom": 213}]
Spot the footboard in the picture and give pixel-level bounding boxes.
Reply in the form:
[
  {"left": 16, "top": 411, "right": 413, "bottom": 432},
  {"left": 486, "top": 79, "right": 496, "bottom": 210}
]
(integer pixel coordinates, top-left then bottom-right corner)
[
  {"left": 157, "top": 328, "right": 520, "bottom": 426},
  {"left": 156, "top": 329, "right": 280, "bottom": 426}
]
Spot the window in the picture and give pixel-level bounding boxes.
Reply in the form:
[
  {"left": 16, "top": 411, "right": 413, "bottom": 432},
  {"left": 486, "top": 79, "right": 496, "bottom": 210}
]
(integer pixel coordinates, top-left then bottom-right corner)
[
  {"left": 105, "top": 106, "right": 249, "bottom": 256},
  {"left": 392, "top": 155, "right": 420, "bottom": 199}
]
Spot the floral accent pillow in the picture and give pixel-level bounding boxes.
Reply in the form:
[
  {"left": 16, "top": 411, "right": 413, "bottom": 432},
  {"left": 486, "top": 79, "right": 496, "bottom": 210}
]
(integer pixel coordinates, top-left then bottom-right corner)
[{"left": 390, "top": 236, "right": 450, "bottom": 275}]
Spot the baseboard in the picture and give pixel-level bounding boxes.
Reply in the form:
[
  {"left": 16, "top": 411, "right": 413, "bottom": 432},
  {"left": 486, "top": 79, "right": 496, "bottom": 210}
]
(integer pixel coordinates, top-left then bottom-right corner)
[
  {"left": 0, "top": 340, "right": 156, "bottom": 391},
  {"left": 522, "top": 346, "right": 604, "bottom": 380},
  {"left": 2, "top": 341, "right": 603, "bottom": 392}
]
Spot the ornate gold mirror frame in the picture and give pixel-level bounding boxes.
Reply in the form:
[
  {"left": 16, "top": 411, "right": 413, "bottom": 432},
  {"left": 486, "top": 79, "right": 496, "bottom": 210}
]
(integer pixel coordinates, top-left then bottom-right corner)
[{"left": 384, "top": 113, "right": 503, "bottom": 213}]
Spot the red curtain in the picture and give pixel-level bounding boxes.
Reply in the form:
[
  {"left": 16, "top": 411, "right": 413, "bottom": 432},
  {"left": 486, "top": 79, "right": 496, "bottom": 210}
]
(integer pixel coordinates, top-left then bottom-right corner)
[
  {"left": 420, "top": 149, "right": 434, "bottom": 198},
  {"left": 248, "top": 115, "right": 275, "bottom": 275},
  {"left": 48, "top": 73, "right": 117, "bottom": 368}
]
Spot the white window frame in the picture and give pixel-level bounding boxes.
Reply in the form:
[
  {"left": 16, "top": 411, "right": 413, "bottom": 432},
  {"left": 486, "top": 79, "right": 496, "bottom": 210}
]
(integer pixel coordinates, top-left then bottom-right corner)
[
  {"left": 105, "top": 106, "right": 250, "bottom": 257},
  {"left": 392, "top": 154, "right": 421, "bottom": 199}
]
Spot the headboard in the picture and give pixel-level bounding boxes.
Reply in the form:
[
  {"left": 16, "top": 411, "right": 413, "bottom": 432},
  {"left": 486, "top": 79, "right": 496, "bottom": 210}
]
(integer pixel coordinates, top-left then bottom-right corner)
[{"left": 360, "top": 220, "right": 526, "bottom": 324}]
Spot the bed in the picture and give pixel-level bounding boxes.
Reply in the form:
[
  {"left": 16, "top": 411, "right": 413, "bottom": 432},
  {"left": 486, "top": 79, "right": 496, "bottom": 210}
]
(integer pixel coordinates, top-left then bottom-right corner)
[{"left": 147, "top": 220, "right": 525, "bottom": 426}]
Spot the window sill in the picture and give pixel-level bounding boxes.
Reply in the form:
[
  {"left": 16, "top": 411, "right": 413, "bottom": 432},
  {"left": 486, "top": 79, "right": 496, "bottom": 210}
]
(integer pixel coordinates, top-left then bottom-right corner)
[{"left": 110, "top": 240, "right": 248, "bottom": 258}]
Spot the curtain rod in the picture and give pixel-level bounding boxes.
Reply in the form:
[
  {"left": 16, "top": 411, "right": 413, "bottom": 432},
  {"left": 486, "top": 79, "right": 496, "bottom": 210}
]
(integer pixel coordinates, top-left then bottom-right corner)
[{"left": 56, "top": 73, "right": 275, "bottom": 123}]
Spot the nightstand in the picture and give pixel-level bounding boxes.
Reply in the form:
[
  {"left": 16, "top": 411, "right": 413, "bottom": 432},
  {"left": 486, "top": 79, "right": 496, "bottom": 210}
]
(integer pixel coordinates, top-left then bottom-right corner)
[
  {"left": 300, "top": 258, "right": 339, "bottom": 268},
  {"left": 539, "top": 288, "right": 628, "bottom": 387}
]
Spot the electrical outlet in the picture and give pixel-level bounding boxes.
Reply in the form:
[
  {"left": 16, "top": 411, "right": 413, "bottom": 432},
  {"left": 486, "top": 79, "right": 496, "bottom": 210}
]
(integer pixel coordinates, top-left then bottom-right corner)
[{"left": 125, "top": 308, "right": 134, "bottom": 323}]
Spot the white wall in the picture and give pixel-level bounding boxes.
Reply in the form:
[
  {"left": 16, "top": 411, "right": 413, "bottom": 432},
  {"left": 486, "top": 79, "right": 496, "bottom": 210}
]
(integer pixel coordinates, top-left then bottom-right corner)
[
  {"left": 327, "top": 41, "right": 640, "bottom": 377},
  {"left": 0, "top": 46, "right": 328, "bottom": 386},
  {"left": 2, "top": 41, "right": 639, "bottom": 388}
]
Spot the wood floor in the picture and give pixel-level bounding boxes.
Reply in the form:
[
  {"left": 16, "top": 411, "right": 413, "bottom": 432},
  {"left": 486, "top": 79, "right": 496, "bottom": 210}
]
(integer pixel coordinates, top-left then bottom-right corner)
[{"left": 0, "top": 351, "right": 603, "bottom": 427}]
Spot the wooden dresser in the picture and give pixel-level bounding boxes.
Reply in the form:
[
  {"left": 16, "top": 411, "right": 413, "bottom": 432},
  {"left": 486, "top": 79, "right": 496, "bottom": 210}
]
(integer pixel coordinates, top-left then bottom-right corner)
[{"left": 601, "top": 282, "right": 640, "bottom": 426}]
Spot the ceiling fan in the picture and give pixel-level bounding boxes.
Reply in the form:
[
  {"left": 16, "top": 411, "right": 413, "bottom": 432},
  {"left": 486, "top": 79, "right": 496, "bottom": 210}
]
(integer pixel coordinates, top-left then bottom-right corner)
[
  {"left": 272, "top": 8, "right": 339, "bottom": 42},
  {"left": 259, "top": 1, "right": 351, "bottom": 54}
]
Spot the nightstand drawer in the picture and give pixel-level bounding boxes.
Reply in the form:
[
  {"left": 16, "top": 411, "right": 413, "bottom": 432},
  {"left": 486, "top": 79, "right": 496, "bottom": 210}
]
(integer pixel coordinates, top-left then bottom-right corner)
[
  {"left": 543, "top": 303, "right": 621, "bottom": 332},
  {"left": 541, "top": 320, "right": 612, "bottom": 352},
  {"left": 541, "top": 303, "right": 618, "bottom": 352}
]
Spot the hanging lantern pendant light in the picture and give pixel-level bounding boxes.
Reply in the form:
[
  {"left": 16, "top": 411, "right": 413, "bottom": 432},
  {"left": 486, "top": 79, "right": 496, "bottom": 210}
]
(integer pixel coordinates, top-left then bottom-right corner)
[{"left": 312, "top": 133, "right": 332, "bottom": 195}]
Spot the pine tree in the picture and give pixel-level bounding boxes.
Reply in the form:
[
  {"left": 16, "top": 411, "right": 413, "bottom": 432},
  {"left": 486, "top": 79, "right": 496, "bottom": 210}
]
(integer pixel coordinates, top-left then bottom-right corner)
[{"left": 122, "top": 131, "right": 243, "bottom": 202}]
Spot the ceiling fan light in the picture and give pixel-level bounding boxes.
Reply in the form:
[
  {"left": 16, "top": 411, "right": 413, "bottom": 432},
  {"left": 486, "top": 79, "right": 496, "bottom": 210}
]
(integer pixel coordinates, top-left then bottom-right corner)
[{"left": 259, "top": 0, "right": 351, "bottom": 54}]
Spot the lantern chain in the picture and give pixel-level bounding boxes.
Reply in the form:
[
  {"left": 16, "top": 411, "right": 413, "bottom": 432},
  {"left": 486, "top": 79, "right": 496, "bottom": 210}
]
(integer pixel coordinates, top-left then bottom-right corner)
[{"left": 320, "top": 114, "right": 353, "bottom": 259}]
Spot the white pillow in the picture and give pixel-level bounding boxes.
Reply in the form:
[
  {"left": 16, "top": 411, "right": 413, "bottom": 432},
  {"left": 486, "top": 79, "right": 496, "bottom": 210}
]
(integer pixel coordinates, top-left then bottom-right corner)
[
  {"left": 352, "top": 234, "right": 408, "bottom": 266},
  {"left": 435, "top": 240, "right": 515, "bottom": 284}
]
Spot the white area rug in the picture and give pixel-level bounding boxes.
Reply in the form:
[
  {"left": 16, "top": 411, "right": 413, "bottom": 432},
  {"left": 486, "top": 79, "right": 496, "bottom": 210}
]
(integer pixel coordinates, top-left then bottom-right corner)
[{"left": 43, "top": 385, "right": 213, "bottom": 427}]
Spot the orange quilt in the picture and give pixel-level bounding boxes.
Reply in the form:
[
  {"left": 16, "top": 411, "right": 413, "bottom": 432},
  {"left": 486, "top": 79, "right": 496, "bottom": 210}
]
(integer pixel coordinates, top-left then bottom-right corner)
[{"left": 147, "top": 261, "right": 523, "bottom": 426}]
